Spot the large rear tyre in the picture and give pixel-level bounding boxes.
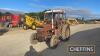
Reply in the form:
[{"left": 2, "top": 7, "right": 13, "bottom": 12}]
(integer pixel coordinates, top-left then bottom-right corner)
[
  {"left": 46, "top": 35, "right": 59, "bottom": 49},
  {"left": 30, "top": 33, "right": 38, "bottom": 44},
  {"left": 60, "top": 24, "right": 70, "bottom": 41}
]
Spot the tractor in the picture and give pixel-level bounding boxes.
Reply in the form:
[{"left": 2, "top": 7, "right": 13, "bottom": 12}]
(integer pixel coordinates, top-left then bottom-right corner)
[{"left": 30, "top": 9, "right": 70, "bottom": 48}]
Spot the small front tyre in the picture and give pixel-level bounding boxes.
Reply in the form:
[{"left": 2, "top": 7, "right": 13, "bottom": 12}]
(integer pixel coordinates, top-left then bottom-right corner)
[
  {"left": 30, "top": 33, "right": 38, "bottom": 44},
  {"left": 23, "top": 25, "right": 28, "bottom": 30},
  {"left": 46, "top": 35, "right": 59, "bottom": 49}
]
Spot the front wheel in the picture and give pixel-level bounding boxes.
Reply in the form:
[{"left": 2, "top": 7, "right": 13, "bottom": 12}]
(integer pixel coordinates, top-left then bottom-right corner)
[
  {"left": 30, "top": 33, "right": 38, "bottom": 44},
  {"left": 46, "top": 35, "right": 59, "bottom": 49},
  {"left": 32, "top": 25, "right": 36, "bottom": 30},
  {"left": 23, "top": 25, "right": 28, "bottom": 30}
]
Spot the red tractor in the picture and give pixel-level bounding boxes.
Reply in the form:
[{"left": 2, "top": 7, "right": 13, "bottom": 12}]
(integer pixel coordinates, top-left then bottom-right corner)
[{"left": 30, "top": 9, "right": 70, "bottom": 48}]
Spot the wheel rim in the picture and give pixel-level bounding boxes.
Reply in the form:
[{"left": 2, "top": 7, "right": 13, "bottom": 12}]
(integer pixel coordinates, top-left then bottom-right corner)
[
  {"left": 9, "top": 24, "right": 12, "bottom": 28},
  {"left": 50, "top": 35, "right": 59, "bottom": 47},
  {"left": 23, "top": 26, "right": 26, "bottom": 29},
  {"left": 32, "top": 25, "right": 36, "bottom": 29}
]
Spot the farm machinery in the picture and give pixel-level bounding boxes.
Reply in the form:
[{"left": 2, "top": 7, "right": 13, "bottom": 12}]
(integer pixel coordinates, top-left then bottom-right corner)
[
  {"left": 30, "top": 9, "right": 70, "bottom": 48},
  {"left": 0, "top": 14, "right": 20, "bottom": 28},
  {"left": 23, "top": 15, "right": 43, "bottom": 30}
]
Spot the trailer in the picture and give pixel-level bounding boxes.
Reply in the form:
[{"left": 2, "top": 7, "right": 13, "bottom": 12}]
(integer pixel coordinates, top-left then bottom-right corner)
[{"left": 0, "top": 14, "right": 20, "bottom": 28}]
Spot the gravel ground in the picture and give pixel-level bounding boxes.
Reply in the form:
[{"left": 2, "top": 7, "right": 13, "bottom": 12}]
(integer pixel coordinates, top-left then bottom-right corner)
[{"left": 0, "top": 24, "right": 100, "bottom": 56}]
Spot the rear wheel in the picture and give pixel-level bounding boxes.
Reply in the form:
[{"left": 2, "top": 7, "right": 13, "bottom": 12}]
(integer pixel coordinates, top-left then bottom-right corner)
[
  {"left": 8, "top": 24, "right": 13, "bottom": 28},
  {"left": 30, "top": 33, "right": 38, "bottom": 44},
  {"left": 60, "top": 24, "right": 70, "bottom": 41},
  {"left": 46, "top": 35, "right": 59, "bottom": 48},
  {"left": 23, "top": 25, "right": 28, "bottom": 30}
]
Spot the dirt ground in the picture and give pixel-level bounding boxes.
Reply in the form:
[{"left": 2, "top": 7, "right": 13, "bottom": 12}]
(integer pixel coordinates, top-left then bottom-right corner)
[{"left": 0, "top": 24, "right": 100, "bottom": 56}]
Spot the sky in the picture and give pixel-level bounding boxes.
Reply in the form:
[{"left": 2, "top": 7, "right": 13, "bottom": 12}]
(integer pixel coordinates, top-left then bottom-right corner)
[{"left": 0, "top": 0, "right": 100, "bottom": 15}]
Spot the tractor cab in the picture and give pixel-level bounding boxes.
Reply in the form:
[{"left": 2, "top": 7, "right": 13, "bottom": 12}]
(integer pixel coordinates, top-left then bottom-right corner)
[{"left": 44, "top": 9, "right": 65, "bottom": 28}]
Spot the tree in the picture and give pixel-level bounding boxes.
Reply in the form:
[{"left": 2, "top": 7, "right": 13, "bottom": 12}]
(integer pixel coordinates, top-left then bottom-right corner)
[
  {"left": 38, "top": 12, "right": 44, "bottom": 20},
  {"left": 25, "top": 11, "right": 45, "bottom": 20},
  {"left": 82, "top": 17, "right": 85, "bottom": 21},
  {"left": 5, "top": 12, "right": 11, "bottom": 14},
  {"left": 0, "top": 12, "right": 3, "bottom": 16},
  {"left": 25, "top": 12, "right": 38, "bottom": 16}
]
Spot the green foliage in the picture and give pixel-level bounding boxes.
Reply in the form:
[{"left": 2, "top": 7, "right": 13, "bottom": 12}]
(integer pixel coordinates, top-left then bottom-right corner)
[
  {"left": 25, "top": 12, "right": 38, "bottom": 16},
  {"left": 0, "top": 12, "right": 12, "bottom": 16},
  {"left": 76, "top": 18, "right": 85, "bottom": 24},
  {"left": 5, "top": 12, "right": 12, "bottom": 15},
  {"left": 0, "top": 12, "right": 3, "bottom": 16},
  {"left": 25, "top": 11, "right": 45, "bottom": 20},
  {"left": 38, "top": 12, "right": 44, "bottom": 20}
]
